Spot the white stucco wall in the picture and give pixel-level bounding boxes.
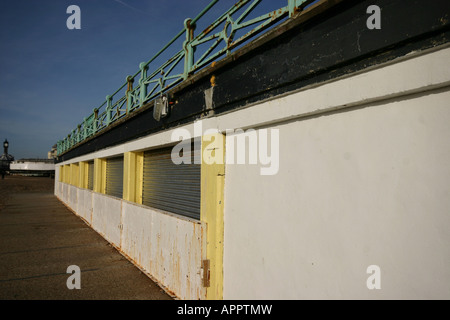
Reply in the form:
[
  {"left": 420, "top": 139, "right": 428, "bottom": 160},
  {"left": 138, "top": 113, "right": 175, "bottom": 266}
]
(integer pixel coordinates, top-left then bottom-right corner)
[
  {"left": 91, "top": 193, "right": 123, "bottom": 248},
  {"left": 223, "top": 46, "right": 450, "bottom": 299},
  {"left": 121, "top": 202, "right": 206, "bottom": 300},
  {"left": 77, "top": 189, "right": 92, "bottom": 224}
]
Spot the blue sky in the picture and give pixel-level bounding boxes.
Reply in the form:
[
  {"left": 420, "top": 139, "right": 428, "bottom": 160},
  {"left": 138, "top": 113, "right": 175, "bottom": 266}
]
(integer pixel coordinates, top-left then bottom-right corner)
[{"left": 0, "top": 0, "right": 302, "bottom": 159}]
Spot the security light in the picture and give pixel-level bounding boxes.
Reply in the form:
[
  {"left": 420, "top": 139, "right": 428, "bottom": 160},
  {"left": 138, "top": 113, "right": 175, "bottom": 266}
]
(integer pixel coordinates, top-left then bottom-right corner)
[{"left": 153, "top": 95, "right": 169, "bottom": 122}]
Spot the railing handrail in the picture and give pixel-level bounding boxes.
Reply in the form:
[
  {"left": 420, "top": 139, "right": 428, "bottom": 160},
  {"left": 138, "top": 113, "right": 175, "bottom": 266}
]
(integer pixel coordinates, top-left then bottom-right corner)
[{"left": 57, "top": 0, "right": 311, "bottom": 156}]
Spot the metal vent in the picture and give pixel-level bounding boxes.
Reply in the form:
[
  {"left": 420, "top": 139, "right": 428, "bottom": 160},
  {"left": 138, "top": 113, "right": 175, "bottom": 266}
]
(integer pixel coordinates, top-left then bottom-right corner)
[
  {"left": 106, "top": 156, "right": 124, "bottom": 198},
  {"left": 143, "top": 141, "right": 201, "bottom": 220}
]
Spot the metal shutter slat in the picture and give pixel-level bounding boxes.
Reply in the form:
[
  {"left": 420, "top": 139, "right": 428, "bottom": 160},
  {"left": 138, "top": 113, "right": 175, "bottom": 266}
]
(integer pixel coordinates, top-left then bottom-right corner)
[
  {"left": 142, "top": 142, "right": 201, "bottom": 220},
  {"left": 87, "top": 161, "right": 94, "bottom": 190},
  {"left": 106, "top": 156, "right": 123, "bottom": 198}
]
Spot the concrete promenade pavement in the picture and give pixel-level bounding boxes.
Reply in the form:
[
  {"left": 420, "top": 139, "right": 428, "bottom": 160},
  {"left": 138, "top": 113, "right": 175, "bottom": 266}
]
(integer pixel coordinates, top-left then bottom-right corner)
[{"left": 0, "top": 176, "right": 172, "bottom": 300}]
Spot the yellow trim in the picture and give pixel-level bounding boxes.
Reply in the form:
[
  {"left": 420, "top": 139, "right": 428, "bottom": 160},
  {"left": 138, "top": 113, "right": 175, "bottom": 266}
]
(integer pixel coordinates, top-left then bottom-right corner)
[
  {"left": 84, "top": 162, "right": 89, "bottom": 189},
  {"left": 123, "top": 152, "right": 144, "bottom": 203},
  {"left": 136, "top": 153, "right": 143, "bottom": 204},
  {"left": 93, "top": 158, "right": 106, "bottom": 194},
  {"left": 79, "top": 162, "right": 89, "bottom": 189},
  {"left": 64, "top": 165, "right": 71, "bottom": 184},
  {"left": 71, "top": 163, "right": 80, "bottom": 187},
  {"left": 201, "top": 133, "right": 225, "bottom": 300},
  {"left": 59, "top": 166, "right": 64, "bottom": 182}
]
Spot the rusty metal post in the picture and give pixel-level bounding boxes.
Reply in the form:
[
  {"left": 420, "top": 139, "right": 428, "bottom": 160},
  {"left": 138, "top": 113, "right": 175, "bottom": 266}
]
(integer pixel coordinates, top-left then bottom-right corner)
[
  {"left": 288, "top": 0, "right": 297, "bottom": 17},
  {"left": 106, "top": 95, "right": 113, "bottom": 126},
  {"left": 139, "top": 63, "right": 148, "bottom": 107},
  {"left": 183, "top": 18, "right": 196, "bottom": 79},
  {"left": 126, "top": 75, "right": 134, "bottom": 114},
  {"left": 93, "top": 108, "right": 99, "bottom": 133},
  {"left": 77, "top": 124, "right": 81, "bottom": 143},
  {"left": 83, "top": 118, "right": 88, "bottom": 140}
]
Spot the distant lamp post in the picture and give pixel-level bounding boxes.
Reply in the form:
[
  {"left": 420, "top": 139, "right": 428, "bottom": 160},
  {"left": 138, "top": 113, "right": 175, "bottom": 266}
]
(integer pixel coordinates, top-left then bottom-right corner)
[{"left": 1, "top": 139, "right": 14, "bottom": 179}]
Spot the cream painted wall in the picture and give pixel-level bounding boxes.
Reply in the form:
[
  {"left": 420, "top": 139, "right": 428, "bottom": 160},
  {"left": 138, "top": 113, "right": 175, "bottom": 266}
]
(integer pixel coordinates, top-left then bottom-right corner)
[{"left": 223, "top": 74, "right": 450, "bottom": 299}]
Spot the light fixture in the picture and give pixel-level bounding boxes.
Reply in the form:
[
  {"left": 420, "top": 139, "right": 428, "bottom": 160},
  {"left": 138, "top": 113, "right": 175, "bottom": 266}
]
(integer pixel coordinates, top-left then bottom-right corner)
[{"left": 153, "top": 95, "right": 169, "bottom": 122}]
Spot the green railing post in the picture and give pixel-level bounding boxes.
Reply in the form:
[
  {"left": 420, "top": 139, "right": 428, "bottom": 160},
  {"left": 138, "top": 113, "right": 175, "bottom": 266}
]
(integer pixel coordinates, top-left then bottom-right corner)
[
  {"left": 126, "top": 76, "right": 134, "bottom": 113},
  {"left": 288, "top": 0, "right": 296, "bottom": 17},
  {"left": 71, "top": 129, "right": 76, "bottom": 146},
  {"left": 83, "top": 118, "right": 88, "bottom": 139},
  {"left": 92, "top": 109, "right": 98, "bottom": 133},
  {"left": 77, "top": 124, "right": 81, "bottom": 143},
  {"left": 289, "top": 0, "right": 308, "bottom": 17},
  {"left": 183, "top": 18, "right": 196, "bottom": 79},
  {"left": 139, "top": 63, "right": 148, "bottom": 107},
  {"left": 106, "top": 95, "right": 112, "bottom": 126}
]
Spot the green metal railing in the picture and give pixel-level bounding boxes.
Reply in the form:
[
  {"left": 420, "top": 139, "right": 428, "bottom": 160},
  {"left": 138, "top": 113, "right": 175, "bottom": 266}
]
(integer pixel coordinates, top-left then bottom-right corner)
[{"left": 57, "top": 0, "right": 311, "bottom": 156}]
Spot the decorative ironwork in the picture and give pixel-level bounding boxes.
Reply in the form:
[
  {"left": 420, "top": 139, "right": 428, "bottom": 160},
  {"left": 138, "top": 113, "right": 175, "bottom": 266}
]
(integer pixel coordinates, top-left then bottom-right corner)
[{"left": 57, "top": 0, "right": 311, "bottom": 156}]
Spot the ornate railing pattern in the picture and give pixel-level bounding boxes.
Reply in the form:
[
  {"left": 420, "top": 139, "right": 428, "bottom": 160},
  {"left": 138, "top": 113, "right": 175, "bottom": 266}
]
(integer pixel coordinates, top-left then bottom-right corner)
[{"left": 57, "top": 0, "right": 311, "bottom": 156}]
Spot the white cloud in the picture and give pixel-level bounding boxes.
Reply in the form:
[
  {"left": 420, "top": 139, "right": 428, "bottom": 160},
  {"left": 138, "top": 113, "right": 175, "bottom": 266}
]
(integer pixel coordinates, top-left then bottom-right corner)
[{"left": 113, "top": 0, "right": 147, "bottom": 15}]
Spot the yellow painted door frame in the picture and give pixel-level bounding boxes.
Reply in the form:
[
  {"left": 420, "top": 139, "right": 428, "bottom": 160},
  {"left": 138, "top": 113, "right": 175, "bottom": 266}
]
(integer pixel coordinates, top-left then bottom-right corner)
[
  {"left": 71, "top": 163, "right": 80, "bottom": 187},
  {"left": 79, "top": 162, "right": 90, "bottom": 189},
  {"left": 123, "top": 151, "right": 143, "bottom": 204},
  {"left": 59, "top": 166, "right": 64, "bottom": 183},
  {"left": 93, "top": 158, "right": 106, "bottom": 194},
  {"left": 65, "top": 165, "right": 71, "bottom": 185},
  {"left": 201, "top": 133, "right": 225, "bottom": 300}
]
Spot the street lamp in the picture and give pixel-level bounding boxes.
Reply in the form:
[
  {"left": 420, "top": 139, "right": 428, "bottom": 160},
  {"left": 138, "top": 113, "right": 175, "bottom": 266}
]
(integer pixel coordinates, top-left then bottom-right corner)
[{"left": 1, "top": 139, "right": 13, "bottom": 179}]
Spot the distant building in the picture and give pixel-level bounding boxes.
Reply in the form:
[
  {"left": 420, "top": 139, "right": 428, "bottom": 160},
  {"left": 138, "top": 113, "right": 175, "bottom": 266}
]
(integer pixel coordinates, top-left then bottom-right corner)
[
  {"left": 10, "top": 159, "right": 55, "bottom": 177},
  {"left": 48, "top": 144, "right": 57, "bottom": 160}
]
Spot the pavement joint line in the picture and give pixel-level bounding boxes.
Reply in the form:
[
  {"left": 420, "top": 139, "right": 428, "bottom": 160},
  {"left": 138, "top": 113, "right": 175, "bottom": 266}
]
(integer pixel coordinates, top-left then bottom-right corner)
[
  {"left": 0, "top": 243, "right": 108, "bottom": 256},
  {"left": 0, "top": 222, "right": 90, "bottom": 227},
  {"left": 0, "top": 268, "right": 100, "bottom": 283},
  {"left": 0, "top": 262, "right": 139, "bottom": 283}
]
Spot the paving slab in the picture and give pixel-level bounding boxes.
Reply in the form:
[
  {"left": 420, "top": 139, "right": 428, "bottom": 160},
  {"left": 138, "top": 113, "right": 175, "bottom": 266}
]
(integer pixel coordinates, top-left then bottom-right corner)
[{"left": 0, "top": 176, "right": 172, "bottom": 300}]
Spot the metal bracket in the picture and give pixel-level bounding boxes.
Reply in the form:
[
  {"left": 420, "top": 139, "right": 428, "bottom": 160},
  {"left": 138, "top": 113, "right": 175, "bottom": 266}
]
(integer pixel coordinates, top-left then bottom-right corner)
[
  {"left": 204, "top": 86, "right": 214, "bottom": 111},
  {"left": 202, "top": 259, "right": 211, "bottom": 287}
]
